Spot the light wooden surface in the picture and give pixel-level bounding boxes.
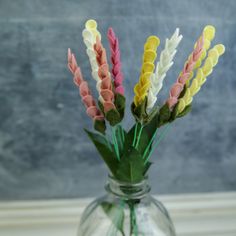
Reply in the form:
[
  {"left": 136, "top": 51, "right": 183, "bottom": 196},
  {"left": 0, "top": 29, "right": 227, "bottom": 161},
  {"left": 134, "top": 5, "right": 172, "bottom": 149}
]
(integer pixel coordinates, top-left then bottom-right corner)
[{"left": 0, "top": 192, "right": 236, "bottom": 236}]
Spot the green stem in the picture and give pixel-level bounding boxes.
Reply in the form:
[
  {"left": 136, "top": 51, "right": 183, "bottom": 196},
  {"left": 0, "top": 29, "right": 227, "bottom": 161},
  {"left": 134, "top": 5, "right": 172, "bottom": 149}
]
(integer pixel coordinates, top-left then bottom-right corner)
[
  {"left": 112, "top": 127, "right": 120, "bottom": 161},
  {"left": 121, "top": 128, "right": 125, "bottom": 143},
  {"left": 142, "top": 128, "right": 159, "bottom": 160},
  {"left": 132, "top": 123, "right": 139, "bottom": 147},
  {"left": 144, "top": 124, "right": 171, "bottom": 164},
  {"left": 117, "top": 125, "right": 124, "bottom": 151},
  {"left": 135, "top": 125, "right": 144, "bottom": 149},
  {"left": 129, "top": 202, "right": 138, "bottom": 236}
]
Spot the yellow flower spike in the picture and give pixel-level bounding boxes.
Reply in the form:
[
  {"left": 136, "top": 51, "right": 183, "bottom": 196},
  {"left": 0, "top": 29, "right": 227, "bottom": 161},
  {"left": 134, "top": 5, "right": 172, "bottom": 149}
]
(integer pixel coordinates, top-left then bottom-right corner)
[
  {"left": 202, "top": 57, "right": 213, "bottom": 76},
  {"left": 134, "top": 35, "right": 160, "bottom": 106},
  {"left": 208, "top": 48, "right": 219, "bottom": 66},
  {"left": 176, "top": 98, "right": 186, "bottom": 114},
  {"left": 215, "top": 44, "right": 225, "bottom": 56},
  {"left": 143, "top": 50, "right": 157, "bottom": 63},
  {"left": 203, "top": 25, "right": 215, "bottom": 41},
  {"left": 142, "top": 62, "right": 155, "bottom": 73}
]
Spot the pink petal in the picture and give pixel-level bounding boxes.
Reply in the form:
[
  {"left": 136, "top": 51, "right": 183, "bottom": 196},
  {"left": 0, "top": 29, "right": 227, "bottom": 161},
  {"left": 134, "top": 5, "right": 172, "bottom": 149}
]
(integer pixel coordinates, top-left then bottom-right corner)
[
  {"left": 100, "top": 89, "right": 114, "bottom": 101},
  {"left": 103, "top": 102, "right": 115, "bottom": 113},
  {"left": 170, "top": 83, "right": 183, "bottom": 97},
  {"left": 98, "top": 64, "right": 109, "bottom": 78},
  {"left": 101, "top": 77, "right": 112, "bottom": 89},
  {"left": 112, "top": 62, "right": 121, "bottom": 75},
  {"left": 115, "top": 86, "right": 124, "bottom": 95},
  {"left": 79, "top": 81, "right": 90, "bottom": 97},
  {"left": 73, "top": 68, "right": 83, "bottom": 86},
  {"left": 166, "top": 97, "right": 178, "bottom": 109},
  {"left": 82, "top": 95, "right": 95, "bottom": 108},
  {"left": 178, "top": 73, "right": 190, "bottom": 84},
  {"left": 86, "top": 106, "right": 98, "bottom": 118},
  {"left": 94, "top": 115, "right": 104, "bottom": 121},
  {"left": 114, "top": 73, "right": 123, "bottom": 85}
]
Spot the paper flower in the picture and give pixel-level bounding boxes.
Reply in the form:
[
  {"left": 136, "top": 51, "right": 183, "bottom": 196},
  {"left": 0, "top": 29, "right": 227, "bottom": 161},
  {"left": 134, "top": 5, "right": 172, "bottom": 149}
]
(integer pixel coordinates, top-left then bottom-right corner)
[
  {"left": 166, "top": 34, "right": 204, "bottom": 109},
  {"left": 186, "top": 25, "right": 216, "bottom": 85},
  {"left": 134, "top": 36, "right": 160, "bottom": 106},
  {"left": 176, "top": 44, "right": 225, "bottom": 114},
  {"left": 147, "top": 28, "right": 182, "bottom": 110},
  {"left": 67, "top": 48, "right": 104, "bottom": 121},
  {"left": 82, "top": 19, "right": 102, "bottom": 95},
  {"left": 94, "top": 37, "right": 116, "bottom": 113},
  {"left": 107, "top": 27, "right": 124, "bottom": 95}
]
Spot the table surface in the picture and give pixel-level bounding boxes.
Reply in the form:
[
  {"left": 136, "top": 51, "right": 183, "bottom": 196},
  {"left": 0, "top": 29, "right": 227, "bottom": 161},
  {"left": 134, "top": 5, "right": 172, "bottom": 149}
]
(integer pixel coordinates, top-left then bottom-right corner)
[{"left": 0, "top": 192, "right": 236, "bottom": 236}]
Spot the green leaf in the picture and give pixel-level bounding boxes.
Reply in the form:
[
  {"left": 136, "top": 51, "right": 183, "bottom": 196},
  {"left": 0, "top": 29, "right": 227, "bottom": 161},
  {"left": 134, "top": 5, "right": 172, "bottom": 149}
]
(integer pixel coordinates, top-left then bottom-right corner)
[
  {"left": 93, "top": 119, "right": 106, "bottom": 134},
  {"left": 114, "top": 94, "right": 126, "bottom": 120},
  {"left": 158, "top": 103, "right": 171, "bottom": 126},
  {"left": 116, "top": 147, "right": 145, "bottom": 183},
  {"left": 101, "top": 202, "right": 125, "bottom": 236},
  {"left": 143, "top": 161, "right": 152, "bottom": 175},
  {"left": 131, "top": 97, "right": 148, "bottom": 122},
  {"left": 115, "top": 125, "right": 125, "bottom": 153},
  {"left": 98, "top": 100, "right": 105, "bottom": 115},
  {"left": 105, "top": 109, "right": 121, "bottom": 126},
  {"left": 84, "top": 129, "right": 119, "bottom": 176}
]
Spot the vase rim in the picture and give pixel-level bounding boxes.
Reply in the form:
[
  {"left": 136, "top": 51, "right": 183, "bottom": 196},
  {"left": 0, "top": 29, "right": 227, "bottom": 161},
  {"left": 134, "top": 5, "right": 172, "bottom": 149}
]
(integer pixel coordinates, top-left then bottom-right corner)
[{"left": 106, "top": 174, "right": 150, "bottom": 199}]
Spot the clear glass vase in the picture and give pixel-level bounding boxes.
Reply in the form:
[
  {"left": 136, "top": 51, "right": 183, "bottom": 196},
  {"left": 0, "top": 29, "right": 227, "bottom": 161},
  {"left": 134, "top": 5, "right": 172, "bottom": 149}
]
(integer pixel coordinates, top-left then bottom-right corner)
[{"left": 77, "top": 175, "right": 176, "bottom": 236}]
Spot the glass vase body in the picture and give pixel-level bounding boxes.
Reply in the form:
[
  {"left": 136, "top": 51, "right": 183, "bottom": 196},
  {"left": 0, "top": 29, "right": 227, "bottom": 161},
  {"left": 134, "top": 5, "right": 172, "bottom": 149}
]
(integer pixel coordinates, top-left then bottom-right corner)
[{"left": 77, "top": 176, "right": 176, "bottom": 236}]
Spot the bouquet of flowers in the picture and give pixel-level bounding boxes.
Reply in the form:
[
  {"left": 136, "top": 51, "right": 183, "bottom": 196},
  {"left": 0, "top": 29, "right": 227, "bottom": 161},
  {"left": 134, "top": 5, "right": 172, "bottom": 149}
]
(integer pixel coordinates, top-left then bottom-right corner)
[{"left": 67, "top": 19, "right": 225, "bottom": 184}]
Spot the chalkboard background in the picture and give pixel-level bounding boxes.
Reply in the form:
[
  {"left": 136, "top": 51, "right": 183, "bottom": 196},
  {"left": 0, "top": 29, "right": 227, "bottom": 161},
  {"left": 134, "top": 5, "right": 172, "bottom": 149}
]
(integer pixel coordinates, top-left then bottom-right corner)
[{"left": 0, "top": 0, "right": 235, "bottom": 200}]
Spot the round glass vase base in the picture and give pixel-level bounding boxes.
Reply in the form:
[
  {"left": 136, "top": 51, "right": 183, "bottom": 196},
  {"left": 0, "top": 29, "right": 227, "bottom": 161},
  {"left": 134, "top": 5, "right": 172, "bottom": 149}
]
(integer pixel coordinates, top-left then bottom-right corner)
[{"left": 77, "top": 177, "right": 176, "bottom": 236}]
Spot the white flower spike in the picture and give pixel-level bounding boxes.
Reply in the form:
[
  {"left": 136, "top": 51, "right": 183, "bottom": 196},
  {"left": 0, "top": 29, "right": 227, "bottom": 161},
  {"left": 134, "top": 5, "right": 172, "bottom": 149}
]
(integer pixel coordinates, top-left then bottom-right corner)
[{"left": 147, "top": 28, "right": 182, "bottom": 110}]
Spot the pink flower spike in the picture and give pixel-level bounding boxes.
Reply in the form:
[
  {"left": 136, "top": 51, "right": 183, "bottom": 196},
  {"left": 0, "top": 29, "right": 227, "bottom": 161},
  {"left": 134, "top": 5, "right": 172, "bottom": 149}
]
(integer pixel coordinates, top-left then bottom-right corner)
[
  {"left": 166, "top": 34, "right": 204, "bottom": 109},
  {"left": 107, "top": 27, "right": 125, "bottom": 95},
  {"left": 67, "top": 49, "right": 104, "bottom": 122},
  {"left": 94, "top": 37, "right": 116, "bottom": 113}
]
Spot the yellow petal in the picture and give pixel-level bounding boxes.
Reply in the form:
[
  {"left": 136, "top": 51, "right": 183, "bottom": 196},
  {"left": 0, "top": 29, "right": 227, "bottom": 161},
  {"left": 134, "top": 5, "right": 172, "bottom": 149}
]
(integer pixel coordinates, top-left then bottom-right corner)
[
  {"left": 186, "top": 97, "right": 193, "bottom": 106},
  {"left": 190, "top": 79, "right": 199, "bottom": 96},
  {"left": 203, "top": 39, "right": 211, "bottom": 50},
  {"left": 208, "top": 48, "right": 219, "bottom": 66},
  {"left": 142, "top": 62, "right": 155, "bottom": 73},
  {"left": 215, "top": 44, "right": 225, "bottom": 56},
  {"left": 195, "top": 68, "right": 204, "bottom": 82},
  {"left": 202, "top": 57, "right": 213, "bottom": 76},
  {"left": 184, "top": 88, "right": 191, "bottom": 100},
  {"left": 200, "top": 77, "right": 206, "bottom": 86},
  {"left": 177, "top": 99, "right": 186, "bottom": 114},
  {"left": 134, "top": 84, "right": 141, "bottom": 95},
  {"left": 143, "top": 50, "right": 157, "bottom": 63},
  {"left": 85, "top": 19, "right": 97, "bottom": 30},
  {"left": 146, "top": 36, "right": 160, "bottom": 48},
  {"left": 203, "top": 25, "right": 215, "bottom": 41}
]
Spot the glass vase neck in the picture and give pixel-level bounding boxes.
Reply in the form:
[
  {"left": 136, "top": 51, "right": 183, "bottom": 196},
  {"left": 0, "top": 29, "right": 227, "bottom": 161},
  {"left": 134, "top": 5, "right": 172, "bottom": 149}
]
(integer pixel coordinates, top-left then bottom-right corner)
[{"left": 105, "top": 175, "right": 150, "bottom": 200}]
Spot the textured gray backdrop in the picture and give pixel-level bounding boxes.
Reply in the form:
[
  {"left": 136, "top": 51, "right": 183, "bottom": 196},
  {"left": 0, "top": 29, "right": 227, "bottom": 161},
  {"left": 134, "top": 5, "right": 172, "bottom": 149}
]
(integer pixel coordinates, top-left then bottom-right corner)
[{"left": 0, "top": 0, "right": 235, "bottom": 200}]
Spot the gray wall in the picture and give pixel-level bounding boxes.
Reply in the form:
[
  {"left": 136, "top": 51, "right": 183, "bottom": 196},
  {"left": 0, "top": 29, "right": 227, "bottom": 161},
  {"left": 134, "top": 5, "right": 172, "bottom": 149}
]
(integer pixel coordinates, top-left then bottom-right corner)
[{"left": 0, "top": 0, "right": 235, "bottom": 200}]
